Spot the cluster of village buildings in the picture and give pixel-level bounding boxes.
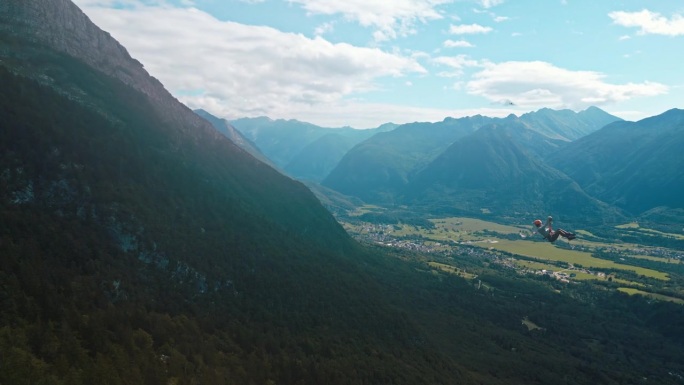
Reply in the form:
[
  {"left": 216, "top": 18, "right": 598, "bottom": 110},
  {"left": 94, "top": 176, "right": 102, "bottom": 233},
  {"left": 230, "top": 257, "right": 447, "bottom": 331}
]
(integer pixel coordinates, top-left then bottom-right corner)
[{"left": 346, "top": 221, "right": 624, "bottom": 283}]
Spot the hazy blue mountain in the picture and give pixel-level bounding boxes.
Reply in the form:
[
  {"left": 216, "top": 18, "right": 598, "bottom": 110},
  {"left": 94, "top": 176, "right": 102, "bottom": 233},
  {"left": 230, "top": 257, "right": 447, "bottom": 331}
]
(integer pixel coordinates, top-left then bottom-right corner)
[
  {"left": 553, "top": 108, "right": 684, "bottom": 217},
  {"left": 322, "top": 107, "right": 615, "bottom": 206},
  {"left": 518, "top": 106, "right": 622, "bottom": 141},
  {"left": 323, "top": 115, "right": 495, "bottom": 203},
  {"left": 193, "top": 108, "right": 274, "bottom": 166},
  {"left": 283, "top": 133, "right": 361, "bottom": 181},
  {"left": 406, "top": 123, "right": 623, "bottom": 223},
  {"left": 230, "top": 116, "right": 395, "bottom": 172}
]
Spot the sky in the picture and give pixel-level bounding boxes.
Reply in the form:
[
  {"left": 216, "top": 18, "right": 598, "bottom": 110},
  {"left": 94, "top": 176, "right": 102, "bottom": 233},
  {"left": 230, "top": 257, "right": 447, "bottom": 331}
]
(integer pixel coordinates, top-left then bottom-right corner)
[{"left": 73, "top": 0, "right": 684, "bottom": 128}]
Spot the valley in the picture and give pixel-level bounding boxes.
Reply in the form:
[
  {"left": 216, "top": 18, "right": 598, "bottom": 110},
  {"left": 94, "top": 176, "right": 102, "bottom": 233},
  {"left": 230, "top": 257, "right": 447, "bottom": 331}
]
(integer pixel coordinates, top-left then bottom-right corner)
[{"left": 338, "top": 205, "right": 684, "bottom": 303}]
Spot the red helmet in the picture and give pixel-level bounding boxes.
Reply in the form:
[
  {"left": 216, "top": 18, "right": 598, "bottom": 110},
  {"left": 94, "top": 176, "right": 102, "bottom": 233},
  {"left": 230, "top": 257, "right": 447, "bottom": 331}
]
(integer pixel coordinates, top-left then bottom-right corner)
[{"left": 534, "top": 219, "right": 542, "bottom": 227}]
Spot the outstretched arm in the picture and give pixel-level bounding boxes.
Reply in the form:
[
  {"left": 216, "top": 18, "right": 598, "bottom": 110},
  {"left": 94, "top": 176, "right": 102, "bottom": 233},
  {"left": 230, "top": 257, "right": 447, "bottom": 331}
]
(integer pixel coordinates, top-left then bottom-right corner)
[{"left": 546, "top": 216, "right": 553, "bottom": 231}]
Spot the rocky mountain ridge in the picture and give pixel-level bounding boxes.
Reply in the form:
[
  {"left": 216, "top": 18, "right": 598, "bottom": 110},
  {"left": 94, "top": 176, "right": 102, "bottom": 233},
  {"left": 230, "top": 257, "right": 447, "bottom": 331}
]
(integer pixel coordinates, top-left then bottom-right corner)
[{"left": 1, "top": 0, "right": 222, "bottom": 145}]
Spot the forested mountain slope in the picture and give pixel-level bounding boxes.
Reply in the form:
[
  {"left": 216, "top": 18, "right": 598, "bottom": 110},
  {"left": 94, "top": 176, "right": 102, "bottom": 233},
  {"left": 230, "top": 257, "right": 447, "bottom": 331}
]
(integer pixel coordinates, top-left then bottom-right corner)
[
  {"left": 406, "top": 123, "right": 623, "bottom": 223},
  {"left": 322, "top": 108, "right": 619, "bottom": 207},
  {"left": 553, "top": 108, "right": 684, "bottom": 217},
  {"left": 0, "top": 1, "right": 464, "bottom": 383},
  {"left": 323, "top": 116, "right": 493, "bottom": 202}
]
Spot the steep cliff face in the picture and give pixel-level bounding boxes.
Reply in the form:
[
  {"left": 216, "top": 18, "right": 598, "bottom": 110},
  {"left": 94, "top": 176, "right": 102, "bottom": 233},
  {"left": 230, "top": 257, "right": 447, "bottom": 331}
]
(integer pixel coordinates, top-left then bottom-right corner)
[{"left": 0, "top": 0, "right": 220, "bottom": 144}]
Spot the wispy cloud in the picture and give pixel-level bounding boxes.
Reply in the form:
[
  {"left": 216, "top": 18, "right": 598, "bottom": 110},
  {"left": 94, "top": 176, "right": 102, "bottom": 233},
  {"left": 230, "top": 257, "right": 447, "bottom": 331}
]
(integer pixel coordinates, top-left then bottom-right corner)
[
  {"left": 434, "top": 55, "right": 481, "bottom": 77},
  {"left": 73, "top": 1, "right": 426, "bottom": 125},
  {"left": 480, "top": 0, "right": 504, "bottom": 9},
  {"left": 443, "top": 39, "right": 474, "bottom": 48},
  {"left": 467, "top": 61, "right": 668, "bottom": 109},
  {"left": 449, "top": 23, "right": 493, "bottom": 34},
  {"left": 288, "top": 0, "right": 454, "bottom": 41},
  {"left": 314, "top": 21, "right": 336, "bottom": 36},
  {"left": 609, "top": 9, "right": 684, "bottom": 36}
]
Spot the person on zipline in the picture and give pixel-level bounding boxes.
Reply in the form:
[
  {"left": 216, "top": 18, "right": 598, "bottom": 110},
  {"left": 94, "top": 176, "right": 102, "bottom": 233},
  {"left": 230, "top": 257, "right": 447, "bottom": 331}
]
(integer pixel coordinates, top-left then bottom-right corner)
[{"left": 533, "top": 216, "right": 575, "bottom": 242}]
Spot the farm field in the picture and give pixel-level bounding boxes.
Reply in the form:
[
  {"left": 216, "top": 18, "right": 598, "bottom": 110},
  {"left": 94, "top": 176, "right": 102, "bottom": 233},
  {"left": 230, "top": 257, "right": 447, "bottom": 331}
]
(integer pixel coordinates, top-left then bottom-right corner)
[
  {"left": 486, "top": 239, "right": 669, "bottom": 280},
  {"left": 363, "top": 217, "right": 672, "bottom": 280},
  {"left": 341, "top": 213, "right": 682, "bottom": 293},
  {"left": 618, "top": 288, "right": 684, "bottom": 304},
  {"left": 617, "top": 222, "right": 684, "bottom": 240}
]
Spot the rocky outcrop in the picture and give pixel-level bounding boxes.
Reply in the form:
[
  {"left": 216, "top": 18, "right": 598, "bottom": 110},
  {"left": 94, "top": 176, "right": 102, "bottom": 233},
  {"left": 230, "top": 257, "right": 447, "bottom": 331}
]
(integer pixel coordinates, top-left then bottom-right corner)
[{"left": 0, "top": 0, "right": 224, "bottom": 144}]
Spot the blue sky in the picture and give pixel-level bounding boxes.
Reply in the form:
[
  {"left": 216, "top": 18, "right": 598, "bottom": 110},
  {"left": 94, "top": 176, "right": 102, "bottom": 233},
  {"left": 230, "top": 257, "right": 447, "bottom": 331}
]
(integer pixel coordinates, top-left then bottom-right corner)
[{"left": 74, "top": 0, "right": 684, "bottom": 128}]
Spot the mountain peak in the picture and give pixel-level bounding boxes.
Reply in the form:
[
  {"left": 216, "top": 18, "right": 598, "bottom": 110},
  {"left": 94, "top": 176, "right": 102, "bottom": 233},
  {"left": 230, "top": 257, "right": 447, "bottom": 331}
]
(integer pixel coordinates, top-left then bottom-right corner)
[{"left": 1, "top": 0, "right": 222, "bottom": 143}]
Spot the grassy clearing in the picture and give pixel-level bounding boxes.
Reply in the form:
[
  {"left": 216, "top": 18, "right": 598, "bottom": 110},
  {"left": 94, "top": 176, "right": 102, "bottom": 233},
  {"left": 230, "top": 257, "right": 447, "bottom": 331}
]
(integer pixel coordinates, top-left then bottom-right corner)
[
  {"left": 616, "top": 222, "right": 640, "bottom": 229},
  {"left": 616, "top": 222, "right": 684, "bottom": 240},
  {"left": 431, "top": 217, "right": 524, "bottom": 234},
  {"left": 514, "top": 260, "right": 559, "bottom": 271},
  {"left": 348, "top": 204, "right": 384, "bottom": 216},
  {"left": 627, "top": 254, "right": 681, "bottom": 264},
  {"left": 637, "top": 228, "right": 684, "bottom": 240},
  {"left": 618, "top": 288, "right": 684, "bottom": 304},
  {"left": 427, "top": 262, "right": 477, "bottom": 279},
  {"left": 522, "top": 317, "right": 544, "bottom": 331},
  {"left": 487, "top": 240, "right": 669, "bottom": 281},
  {"left": 513, "top": 259, "right": 629, "bottom": 282}
]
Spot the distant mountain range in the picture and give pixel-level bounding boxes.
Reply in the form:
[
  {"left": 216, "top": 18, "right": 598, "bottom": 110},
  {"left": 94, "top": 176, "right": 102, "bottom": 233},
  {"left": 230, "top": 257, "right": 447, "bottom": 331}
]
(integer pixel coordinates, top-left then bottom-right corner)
[
  {"left": 320, "top": 107, "right": 627, "bottom": 224},
  {"left": 226, "top": 105, "right": 684, "bottom": 225},
  {"left": 227, "top": 115, "right": 397, "bottom": 181},
  {"left": 404, "top": 122, "right": 621, "bottom": 223},
  {"left": 554, "top": 108, "right": 684, "bottom": 217}
]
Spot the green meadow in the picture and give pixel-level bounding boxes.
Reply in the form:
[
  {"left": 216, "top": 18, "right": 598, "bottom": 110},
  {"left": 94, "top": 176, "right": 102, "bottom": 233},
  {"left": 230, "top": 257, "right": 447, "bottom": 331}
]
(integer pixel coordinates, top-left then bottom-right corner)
[
  {"left": 488, "top": 239, "right": 669, "bottom": 281},
  {"left": 345, "top": 216, "right": 675, "bottom": 283},
  {"left": 618, "top": 288, "right": 684, "bottom": 304},
  {"left": 427, "top": 262, "right": 478, "bottom": 279}
]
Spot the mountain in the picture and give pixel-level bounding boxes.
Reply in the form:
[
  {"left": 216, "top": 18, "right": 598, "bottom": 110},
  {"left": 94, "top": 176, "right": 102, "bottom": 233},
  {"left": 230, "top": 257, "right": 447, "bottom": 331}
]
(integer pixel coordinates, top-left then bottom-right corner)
[
  {"left": 518, "top": 106, "right": 622, "bottom": 141},
  {"left": 230, "top": 117, "right": 395, "bottom": 180},
  {"left": 0, "top": 0, "right": 348, "bottom": 249},
  {"left": 230, "top": 117, "right": 323, "bottom": 168},
  {"left": 322, "top": 107, "right": 616, "bottom": 207},
  {"left": 553, "top": 108, "right": 684, "bottom": 217},
  {"left": 283, "top": 132, "right": 361, "bottom": 181},
  {"left": 323, "top": 116, "right": 494, "bottom": 202},
  {"left": 194, "top": 108, "right": 276, "bottom": 168},
  {"left": 1, "top": 1, "right": 465, "bottom": 383},
  {"left": 406, "top": 123, "right": 623, "bottom": 223}
]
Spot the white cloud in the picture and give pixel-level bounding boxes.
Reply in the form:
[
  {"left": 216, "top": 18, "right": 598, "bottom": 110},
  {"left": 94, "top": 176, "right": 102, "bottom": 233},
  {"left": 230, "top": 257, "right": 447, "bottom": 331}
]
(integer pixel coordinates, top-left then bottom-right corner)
[
  {"left": 449, "top": 23, "right": 493, "bottom": 34},
  {"left": 444, "top": 39, "right": 474, "bottom": 48},
  {"left": 72, "top": 1, "right": 426, "bottom": 126},
  {"left": 314, "top": 21, "right": 336, "bottom": 36},
  {"left": 466, "top": 61, "right": 668, "bottom": 109},
  {"left": 609, "top": 9, "right": 684, "bottom": 36},
  {"left": 434, "top": 55, "right": 481, "bottom": 77},
  {"left": 288, "top": 0, "right": 454, "bottom": 41},
  {"left": 480, "top": 0, "right": 504, "bottom": 8}
]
